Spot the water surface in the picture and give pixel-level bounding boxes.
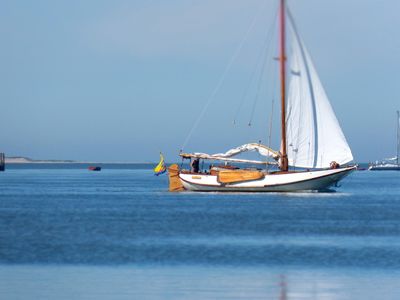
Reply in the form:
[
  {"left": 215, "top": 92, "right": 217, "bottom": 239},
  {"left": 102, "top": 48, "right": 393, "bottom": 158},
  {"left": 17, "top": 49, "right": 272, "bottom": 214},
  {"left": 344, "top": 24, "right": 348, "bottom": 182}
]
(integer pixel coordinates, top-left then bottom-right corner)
[{"left": 0, "top": 164, "right": 399, "bottom": 299}]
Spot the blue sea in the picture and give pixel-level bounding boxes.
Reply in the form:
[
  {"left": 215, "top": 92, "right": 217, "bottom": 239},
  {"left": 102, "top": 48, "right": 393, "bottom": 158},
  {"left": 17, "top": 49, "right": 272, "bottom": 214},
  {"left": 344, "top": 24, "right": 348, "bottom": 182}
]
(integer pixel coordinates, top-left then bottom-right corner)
[{"left": 1, "top": 164, "right": 400, "bottom": 299}]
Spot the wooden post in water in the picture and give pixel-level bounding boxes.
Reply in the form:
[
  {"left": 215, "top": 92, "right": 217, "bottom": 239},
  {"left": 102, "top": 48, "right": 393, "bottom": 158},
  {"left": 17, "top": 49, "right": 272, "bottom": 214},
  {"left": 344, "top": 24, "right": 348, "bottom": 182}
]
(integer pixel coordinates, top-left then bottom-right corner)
[{"left": 0, "top": 153, "right": 5, "bottom": 171}]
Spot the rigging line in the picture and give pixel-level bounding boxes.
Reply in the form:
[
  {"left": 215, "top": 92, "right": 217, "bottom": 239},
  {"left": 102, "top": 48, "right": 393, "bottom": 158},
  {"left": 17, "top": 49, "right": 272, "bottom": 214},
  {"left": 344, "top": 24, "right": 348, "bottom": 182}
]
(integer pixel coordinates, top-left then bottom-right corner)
[
  {"left": 396, "top": 111, "right": 400, "bottom": 163},
  {"left": 269, "top": 44, "right": 279, "bottom": 144},
  {"left": 180, "top": 0, "right": 267, "bottom": 151},
  {"left": 267, "top": 82, "right": 277, "bottom": 149},
  {"left": 248, "top": 4, "right": 279, "bottom": 128},
  {"left": 266, "top": 52, "right": 278, "bottom": 171},
  {"left": 248, "top": 28, "right": 275, "bottom": 127},
  {"left": 248, "top": 15, "right": 278, "bottom": 128},
  {"left": 233, "top": 7, "right": 278, "bottom": 126},
  {"left": 266, "top": 98, "right": 275, "bottom": 170},
  {"left": 233, "top": 28, "right": 272, "bottom": 126}
]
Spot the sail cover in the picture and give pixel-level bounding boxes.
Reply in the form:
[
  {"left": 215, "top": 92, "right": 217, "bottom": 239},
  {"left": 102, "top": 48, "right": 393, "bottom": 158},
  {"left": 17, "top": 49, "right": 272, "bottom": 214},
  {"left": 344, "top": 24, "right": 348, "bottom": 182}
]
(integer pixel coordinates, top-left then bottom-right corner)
[
  {"left": 180, "top": 143, "right": 280, "bottom": 164},
  {"left": 209, "top": 143, "right": 279, "bottom": 159},
  {"left": 286, "top": 22, "right": 353, "bottom": 169}
]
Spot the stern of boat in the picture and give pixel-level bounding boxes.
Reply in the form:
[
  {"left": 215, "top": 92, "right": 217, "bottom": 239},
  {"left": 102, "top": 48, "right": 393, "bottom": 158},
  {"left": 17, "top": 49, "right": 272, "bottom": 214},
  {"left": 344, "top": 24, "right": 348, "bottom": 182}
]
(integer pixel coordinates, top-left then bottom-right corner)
[{"left": 167, "top": 164, "right": 185, "bottom": 192}]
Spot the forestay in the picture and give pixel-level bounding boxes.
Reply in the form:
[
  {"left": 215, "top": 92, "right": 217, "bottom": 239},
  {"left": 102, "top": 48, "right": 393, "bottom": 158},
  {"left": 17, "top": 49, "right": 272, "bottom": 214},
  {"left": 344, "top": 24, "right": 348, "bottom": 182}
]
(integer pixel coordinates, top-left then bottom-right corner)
[{"left": 286, "top": 17, "right": 353, "bottom": 168}]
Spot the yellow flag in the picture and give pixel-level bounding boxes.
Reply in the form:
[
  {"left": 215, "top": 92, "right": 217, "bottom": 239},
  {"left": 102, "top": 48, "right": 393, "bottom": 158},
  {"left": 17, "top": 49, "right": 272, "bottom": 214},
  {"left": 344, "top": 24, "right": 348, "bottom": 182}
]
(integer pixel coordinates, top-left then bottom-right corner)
[{"left": 154, "top": 153, "right": 166, "bottom": 176}]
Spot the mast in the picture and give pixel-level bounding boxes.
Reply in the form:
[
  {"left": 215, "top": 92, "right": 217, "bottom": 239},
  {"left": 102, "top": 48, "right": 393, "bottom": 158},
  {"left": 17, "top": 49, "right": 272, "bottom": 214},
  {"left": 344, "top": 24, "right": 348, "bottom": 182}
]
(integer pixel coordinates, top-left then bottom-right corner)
[
  {"left": 397, "top": 110, "right": 400, "bottom": 165},
  {"left": 279, "top": 0, "right": 288, "bottom": 171}
]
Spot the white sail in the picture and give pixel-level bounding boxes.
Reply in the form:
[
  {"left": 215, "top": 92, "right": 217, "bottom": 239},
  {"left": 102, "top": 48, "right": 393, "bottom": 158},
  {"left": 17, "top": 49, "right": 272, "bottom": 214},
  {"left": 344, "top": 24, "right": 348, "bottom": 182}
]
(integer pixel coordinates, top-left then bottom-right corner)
[{"left": 286, "top": 23, "right": 353, "bottom": 169}]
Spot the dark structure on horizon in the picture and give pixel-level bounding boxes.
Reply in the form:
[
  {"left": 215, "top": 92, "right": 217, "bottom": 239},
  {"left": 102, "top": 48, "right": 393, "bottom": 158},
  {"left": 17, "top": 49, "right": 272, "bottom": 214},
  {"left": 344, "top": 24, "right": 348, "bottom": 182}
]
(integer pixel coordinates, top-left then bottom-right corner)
[{"left": 0, "top": 153, "right": 5, "bottom": 171}]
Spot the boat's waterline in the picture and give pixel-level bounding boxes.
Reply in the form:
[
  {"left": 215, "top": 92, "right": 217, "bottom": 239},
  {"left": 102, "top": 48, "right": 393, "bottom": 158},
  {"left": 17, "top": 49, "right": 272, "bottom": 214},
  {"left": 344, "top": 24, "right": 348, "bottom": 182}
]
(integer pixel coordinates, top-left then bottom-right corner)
[{"left": 178, "top": 166, "right": 356, "bottom": 192}]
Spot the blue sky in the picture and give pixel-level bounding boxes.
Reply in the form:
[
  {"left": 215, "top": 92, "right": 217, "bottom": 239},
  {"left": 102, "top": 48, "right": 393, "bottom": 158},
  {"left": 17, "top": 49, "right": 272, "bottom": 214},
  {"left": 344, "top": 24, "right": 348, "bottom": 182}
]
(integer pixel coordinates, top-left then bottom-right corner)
[{"left": 1, "top": 0, "right": 399, "bottom": 162}]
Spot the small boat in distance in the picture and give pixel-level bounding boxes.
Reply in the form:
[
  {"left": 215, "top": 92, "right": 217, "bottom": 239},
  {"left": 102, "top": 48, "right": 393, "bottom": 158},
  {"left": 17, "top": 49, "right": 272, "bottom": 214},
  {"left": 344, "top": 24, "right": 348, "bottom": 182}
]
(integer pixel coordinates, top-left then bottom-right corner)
[
  {"left": 369, "top": 162, "right": 400, "bottom": 171},
  {"left": 167, "top": 0, "right": 356, "bottom": 193},
  {"left": 88, "top": 166, "right": 102, "bottom": 171},
  {"left": 369, "top": 111, "right": 400, "bottom": 171}
]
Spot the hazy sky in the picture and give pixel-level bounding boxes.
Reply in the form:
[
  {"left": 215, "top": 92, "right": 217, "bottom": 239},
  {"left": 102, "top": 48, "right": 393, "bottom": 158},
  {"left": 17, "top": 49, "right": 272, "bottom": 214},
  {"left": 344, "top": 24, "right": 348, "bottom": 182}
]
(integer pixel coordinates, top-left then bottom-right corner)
[{"left": 1, "top": 0, "right": 399, "bottom": 162}]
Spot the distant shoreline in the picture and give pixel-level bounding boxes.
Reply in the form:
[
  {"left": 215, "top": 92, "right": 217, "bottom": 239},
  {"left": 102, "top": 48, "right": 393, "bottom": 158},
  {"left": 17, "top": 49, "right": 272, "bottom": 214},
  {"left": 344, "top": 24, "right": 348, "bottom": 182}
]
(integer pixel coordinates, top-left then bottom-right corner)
[{"left": 5, "top": 157, "right": 154, "bottom": 164}]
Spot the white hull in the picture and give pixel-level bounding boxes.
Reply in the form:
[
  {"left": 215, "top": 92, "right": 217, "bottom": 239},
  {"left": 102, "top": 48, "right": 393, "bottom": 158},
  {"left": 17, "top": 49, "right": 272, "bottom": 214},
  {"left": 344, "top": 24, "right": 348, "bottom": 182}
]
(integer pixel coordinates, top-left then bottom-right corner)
[{"left": 179, "top": 166, "right": 356, "bottom": 192}]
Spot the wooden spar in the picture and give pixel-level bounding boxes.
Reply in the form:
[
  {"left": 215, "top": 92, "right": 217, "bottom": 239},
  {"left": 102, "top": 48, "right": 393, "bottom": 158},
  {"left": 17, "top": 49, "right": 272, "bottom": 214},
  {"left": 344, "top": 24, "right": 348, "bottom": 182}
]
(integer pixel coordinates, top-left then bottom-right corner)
[{"left": 279, "top": 0, "right": 288, "bottom": 171}]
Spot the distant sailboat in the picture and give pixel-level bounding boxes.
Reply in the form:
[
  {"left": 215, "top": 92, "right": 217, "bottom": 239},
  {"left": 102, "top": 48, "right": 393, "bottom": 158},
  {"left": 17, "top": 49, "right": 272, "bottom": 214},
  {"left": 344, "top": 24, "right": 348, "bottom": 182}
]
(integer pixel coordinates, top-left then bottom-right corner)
[
  {"left": 88, "top": 166, "right": 101, "bottom": 171},
  {"left": 369, "top": 111, "right": 400, "bottom": 171},
  {"left": 168, "top": 0, "right": 356, "bottom": 192}
]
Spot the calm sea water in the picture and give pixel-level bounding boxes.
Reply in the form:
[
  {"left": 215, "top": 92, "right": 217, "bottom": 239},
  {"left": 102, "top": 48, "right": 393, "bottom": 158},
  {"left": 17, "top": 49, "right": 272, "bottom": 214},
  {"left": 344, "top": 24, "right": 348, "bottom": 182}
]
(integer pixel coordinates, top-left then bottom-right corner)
[{"left": 0, "top": 164, "right": 399, "bottom": 299}]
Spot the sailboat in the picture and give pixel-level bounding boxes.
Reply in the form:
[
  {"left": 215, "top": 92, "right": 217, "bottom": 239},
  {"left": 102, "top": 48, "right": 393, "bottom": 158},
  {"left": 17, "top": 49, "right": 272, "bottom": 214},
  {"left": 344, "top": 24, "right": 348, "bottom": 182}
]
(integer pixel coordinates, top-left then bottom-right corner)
[
  {"left": 168, "top": 0, "right": 356, "bottom": 192},
  {"left": 369, "top": 111, "right": 400, "bottom": 171}
]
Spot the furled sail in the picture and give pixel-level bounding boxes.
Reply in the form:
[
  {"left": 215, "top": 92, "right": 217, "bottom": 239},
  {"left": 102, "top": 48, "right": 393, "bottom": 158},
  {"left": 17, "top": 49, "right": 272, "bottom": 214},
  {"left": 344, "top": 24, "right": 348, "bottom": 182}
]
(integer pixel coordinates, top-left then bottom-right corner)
[
  {"left": 180, "top": 143, "right": 280, "bottom": 165},
  {"left": 286, "top": 20, "right": 353, "bottom": 169},
  {"left": 210, "top": 143, "right": 279, "bottom": 160}
]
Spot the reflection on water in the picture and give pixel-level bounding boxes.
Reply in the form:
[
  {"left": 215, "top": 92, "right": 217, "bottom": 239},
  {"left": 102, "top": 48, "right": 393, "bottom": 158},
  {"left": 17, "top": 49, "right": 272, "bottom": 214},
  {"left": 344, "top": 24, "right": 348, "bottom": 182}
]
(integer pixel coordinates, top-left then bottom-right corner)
[
  {"left": 280, "top": 275, "right": 287, "bottom": 300},
  {"left": 1, "top": 265, "right": 400, "bottom": 300}
]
